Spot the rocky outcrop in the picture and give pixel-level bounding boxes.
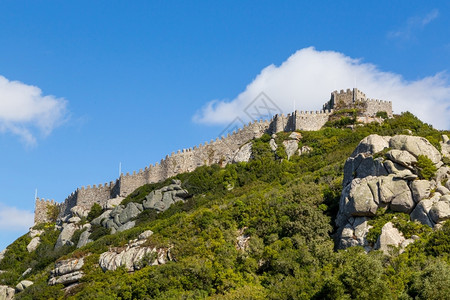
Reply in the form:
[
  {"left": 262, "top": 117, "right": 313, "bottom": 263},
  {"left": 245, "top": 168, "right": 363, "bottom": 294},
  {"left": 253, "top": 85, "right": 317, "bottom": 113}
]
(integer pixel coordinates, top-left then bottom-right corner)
[
  {"left": 337, "top": 134, "right": 450, "bottom": 252},
  {"left": 70, "top": 206, "right": 89, "bottom": 219},
  {"left": 374, "top": 222, "right": 413, "bottom": 255},
  {"left": 76, "top": 228, "right": 93, "bottom": 248},
  {"left": 15, "top": 280, "right": 33, "bottom": 293},
  {"left": 55, "top": 223, "right": 79, "bottom": 249},
  {"left": 338, "top": 217, "right": 372, "bottom": 251},
  {"left": 27, "top": 237, "right": 41, "bottom": 253},
  {"left": 0, "top": 285, "right": 14, "bottom": 300},
  {"left": 283, "top": 140, "right": 298, "bottom": 159},
  {"left": 236, "top": 228, "right": 250, "bottom": 251},
  {"left": 48, "top": 258, "right": 84, "bottom": 286},
  {"left": 99, "top": 230, "right": 171, "bottom": 272},
  {"left": 441, "top": 134, "right": 450, "bottom": 157},
  {"left": 0, "top": 249, "right": 6, "bottom": 263},
  {"left": 142, "top": 180, "right": 189, "bottom": 212},
  {"left": 233, "top": 143, "right": 252, "bottom": 163},
  {"left": 390, "top": 135, "right": 442, "bottom": 164}
]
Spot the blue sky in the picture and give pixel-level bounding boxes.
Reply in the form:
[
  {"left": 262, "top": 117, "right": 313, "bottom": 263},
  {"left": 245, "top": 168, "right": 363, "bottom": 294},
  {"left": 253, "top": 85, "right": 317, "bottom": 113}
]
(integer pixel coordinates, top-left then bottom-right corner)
[{"left": 1, "top": 1, "right": 449, "bottom": 250}]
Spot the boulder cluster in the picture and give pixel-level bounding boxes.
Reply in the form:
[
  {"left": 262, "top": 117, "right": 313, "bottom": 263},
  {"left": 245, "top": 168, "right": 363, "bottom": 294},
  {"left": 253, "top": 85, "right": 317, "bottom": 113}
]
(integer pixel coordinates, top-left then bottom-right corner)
[
  {"left": 337, "top": 134, "right": 450, "bottom": 253},
  {"left": 99, "top": 230, "right": 172, "bottom": 272},
  {"left": 48, "top": 179, "right": 190, "bottom": 251},
  {"left": 48, "top": 258, "right": 84, "bottom": 287},
  {"left": 269, "top": 132, "right": 311, "bottom": 159}
]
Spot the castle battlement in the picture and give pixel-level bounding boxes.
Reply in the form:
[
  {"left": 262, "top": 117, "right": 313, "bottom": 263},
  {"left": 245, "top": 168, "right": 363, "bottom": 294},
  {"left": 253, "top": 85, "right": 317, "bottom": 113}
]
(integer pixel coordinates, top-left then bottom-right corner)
[{"left": 33, "top": 88, "right": 394, "bottom": 225}]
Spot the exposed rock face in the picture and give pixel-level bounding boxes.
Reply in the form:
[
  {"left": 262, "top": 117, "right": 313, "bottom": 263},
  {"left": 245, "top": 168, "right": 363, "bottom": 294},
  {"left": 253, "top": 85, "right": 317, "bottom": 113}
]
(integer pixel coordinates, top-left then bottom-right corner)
[
  {"left": 269, "top": 139, "right": 278, "bottom": 151},
  {"left": 350, "top": 134, "right": 390, "bottom": 157},
  {"left": 337, "top": 134, "right": 448, "bottom": 252},
  {"left": 411, "top": 180, "right": 432, "bottom": 203},
  {"left": 104, "top": 197, "right": 124, "bottom": 210},
  {"left": 55, "top": 223, "right": 79, "bottom": 249},
  {"left": 441, "top": 135, "right": 450, "bottom": 157},
  {"left": 77, "top": 230, "right": 93, "bottom": 248},
  {"left": 386, "top": 150, "right": 417, "bottom": 168},
  {"left": 99, "top": 233, "right": 171, "bottom": 272},
  {"left": 48, "top": 258, "right": 84, "bottom": 286},
  {"left": 429, "top": 199, "right": 450, "bottom": 223},
  {"left": 27, "top": 237, "right": 41, "bottom": 252},
  {"left": 0, "top": 285, "right": 14, "bottom": 300},
  {"left": 233, "top": 143, "right": 252, "bottom": 163},
  {"left": 374, "top": 222, "right": 412, "bottom": 255},
  {"left": 283, "top": 140, "right": 298, "bottom": 159},
  {"left": 338, "top": 217, "right": 372, "bottom": 251},
  {"left": 389, "top": 135, "right": 442, "bottom": 164},
  {"left": 15, "top": 280, "right": 33, "bottom": 292},
  {"left": 70, "top": 206, "right": 89, "bottom": 219},
  {"left": 299, "top": 145, "right": 312, "bottom": 155},
  {"left": 236, "top": 228, "right": 250, "bottom": 251},
  {"left": 410, "top": 199, "right": 436, "bottom": 227},
  {"left": 143, "top": 180, "right": 189, "bottom": 212},
  {"left": 0, "top": 249, "right": 6, "bottom": 263}
]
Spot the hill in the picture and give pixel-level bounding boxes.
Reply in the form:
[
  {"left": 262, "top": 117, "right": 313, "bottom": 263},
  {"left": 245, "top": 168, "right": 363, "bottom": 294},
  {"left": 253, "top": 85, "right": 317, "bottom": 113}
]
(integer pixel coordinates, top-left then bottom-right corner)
[{"left": 1, "top": 112, "right": 450, "bottom": 299}]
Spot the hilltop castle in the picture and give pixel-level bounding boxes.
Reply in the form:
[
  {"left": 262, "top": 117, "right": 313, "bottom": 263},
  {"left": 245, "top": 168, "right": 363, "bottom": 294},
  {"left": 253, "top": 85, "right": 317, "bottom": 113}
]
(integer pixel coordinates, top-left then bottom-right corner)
[{"left": 34, "top": 88, "right": 392, "bottom": 224}]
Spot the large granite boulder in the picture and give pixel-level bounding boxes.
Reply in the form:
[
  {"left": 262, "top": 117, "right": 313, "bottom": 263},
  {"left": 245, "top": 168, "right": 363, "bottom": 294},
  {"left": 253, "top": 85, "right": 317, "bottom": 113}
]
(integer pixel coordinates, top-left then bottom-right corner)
[
  {"left": 283, "top": 140, "right": 298, "bottom": 159},
  {"left": 0, "top": 249, "right": 5, "bottom": 263},
  {"left": 338, "top": 217, "right": 372, "bottom": 250},
  {"left": 343, "top": 154, "right": 388, "bottom": 186},
  {"left": 378, "top": 175, "right": 414, "bottom": 213},
  {"left": 411, "top": 180, "right": 433, "bottom": 203},
  {"left": 0, "top": 285, "right": 14, "bottom": 300},
  {"left": 410, "top": 199, "right": 436, "bottom": 227},
  {"left": 99, "top": 235, "right": 171, "bottom": 272},
  {"left": 48, "top": 258, "right": 85, "bottom": 286},
  {"left": 91, "top": 210, "right": 112, "bottom": 226},
  {"left": 55, "top": 223, "right": 78, "bottom": 249},
  {"left": 374, "top": 222, "right": 411, "bottom": 255},
  {"left": 389, "top": 135, "right": 442, "bottom": 164},
  {"left": 440, "top": 134, "right": 450, "bottom": 157},
  {"left": 15, "top": 280, "right": 33, "bottom": 293},
  {"left": 350, "top": 134, "right": 390, "bottom": 157},
  {"left": 143, "top": 180, "right": 189, "bottom": 212},
  {"left": 77, "top": 230, "right": 93, "bottom": 248},
  {"left": 70, "top": 206, "right": 89, "bottom": 219},
  {"left": 27, "top": 237, "right": 41, "bottom": 252},
  {"left": 429, "top": 198, "right": 450, "bottom": 224},
  {"left": 385, "top": 150, "right": 417, "bottom": 168},
  {"left": 233, "top": 143, "right": 252, "bottom": 163}
]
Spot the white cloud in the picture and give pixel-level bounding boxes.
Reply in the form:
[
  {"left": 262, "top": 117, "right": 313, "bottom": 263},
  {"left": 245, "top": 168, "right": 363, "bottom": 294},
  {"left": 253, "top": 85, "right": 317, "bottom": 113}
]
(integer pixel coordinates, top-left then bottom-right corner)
[
  {"left": 388, "top": 9, "right": 439, "bottom": 40},
  {"left": 193, "top": 47, "right": 450, "bottom": 130},
  {"left": 0, "top": 75, "right": 68, "bottom": 145},
  {"left": 0, "top": 203, "right": 34, "bottom": 231}
]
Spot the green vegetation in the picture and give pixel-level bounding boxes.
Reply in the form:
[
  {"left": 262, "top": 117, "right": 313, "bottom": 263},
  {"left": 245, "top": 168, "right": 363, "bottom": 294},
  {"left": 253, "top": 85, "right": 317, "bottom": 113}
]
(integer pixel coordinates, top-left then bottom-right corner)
[
  {"left": 416, "top": 155, "right": 438, "bottom": 180},
  {"left": 86, "top": 203, "right": 103, "bottom": 222},
  {"left": 376, "top": 111, "right": 389, "bottom": 119},
  {"left": 46, "top": 204, "right": 59, "bottom": 223},
  {"left": 3, "top": 112, "right": 450, "bottom": 299}
]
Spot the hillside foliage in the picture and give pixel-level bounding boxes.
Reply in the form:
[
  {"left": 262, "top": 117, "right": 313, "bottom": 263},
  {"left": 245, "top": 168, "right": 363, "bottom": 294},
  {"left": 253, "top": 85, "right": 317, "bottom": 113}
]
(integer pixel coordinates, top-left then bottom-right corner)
[{"left": 2, "top": 112, "right": 450, "bottom": 299}]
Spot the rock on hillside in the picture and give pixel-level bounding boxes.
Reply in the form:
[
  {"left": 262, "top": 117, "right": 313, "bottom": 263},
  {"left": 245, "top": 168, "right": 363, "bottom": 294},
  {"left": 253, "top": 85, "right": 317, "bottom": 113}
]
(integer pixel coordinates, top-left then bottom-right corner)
[
  {"left": 99, "top": 230, "right": 171, "bottom": 272},
  {"left": 337, "top": 134, "right": 450, "bottom": 252},
  {"left": 48, "top": 258, "right": 85, "bottom": 286},
  {"left": 0, "top": 285, "right": 15, "bottom": 300}
]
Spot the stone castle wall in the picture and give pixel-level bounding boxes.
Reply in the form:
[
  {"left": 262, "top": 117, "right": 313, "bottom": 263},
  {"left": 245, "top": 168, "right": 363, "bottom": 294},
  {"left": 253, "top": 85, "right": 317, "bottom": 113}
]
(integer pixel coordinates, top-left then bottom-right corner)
[
  {"left": 34, "top": 118, "right": 273, "bottom": 224},
  {"left": 269, "top": 110, "right": 333, "bottom": 133},
  {"left": 34, "top": 88, "right": 394, "bottom": 225},
  {"left": 34, "top": 198, "right": 59, "bottom": 224},
  {"left": 323, "top": 88, "right": 392, "bottom": 118},
  {"left": 364, "top": 99, "right": 393, "bottom": 117}
]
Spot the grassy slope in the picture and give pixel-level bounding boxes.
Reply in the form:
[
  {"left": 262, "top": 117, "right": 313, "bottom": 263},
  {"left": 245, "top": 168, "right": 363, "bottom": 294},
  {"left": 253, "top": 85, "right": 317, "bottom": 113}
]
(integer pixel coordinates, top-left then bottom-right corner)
[{"left": 2, "top": 112, "right": 450, "bottom": 299}]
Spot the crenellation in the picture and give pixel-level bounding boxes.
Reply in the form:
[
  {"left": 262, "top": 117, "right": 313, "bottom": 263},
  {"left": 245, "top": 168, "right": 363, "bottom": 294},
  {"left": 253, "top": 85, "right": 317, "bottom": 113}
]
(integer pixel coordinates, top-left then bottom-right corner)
[{"left": 33, "top": 88, "right": 395, "bottom": 225}]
